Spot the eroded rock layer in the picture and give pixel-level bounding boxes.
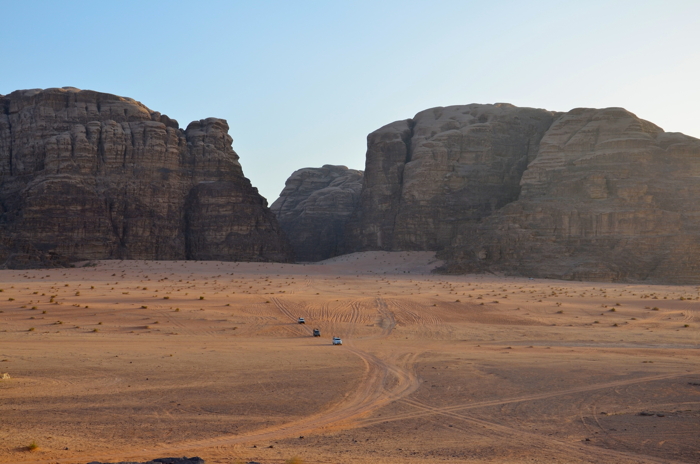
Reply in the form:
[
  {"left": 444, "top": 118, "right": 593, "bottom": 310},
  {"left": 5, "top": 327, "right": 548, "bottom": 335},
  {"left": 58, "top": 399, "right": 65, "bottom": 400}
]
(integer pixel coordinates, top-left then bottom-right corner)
[
  {"left": 271, "top": 165, "right": 363, "bottom": 261},
  {"left": 0, "top": 87, "right": 293, "bottom": 267},
  {"left": 345, "top": 104, "right": 558, "bottom": 252},
  {"left": 342, "top": 103, "right": 700, "bottom": 283},
  {"left": 444, "top": 107, "right": 700, "bottom": 283}
]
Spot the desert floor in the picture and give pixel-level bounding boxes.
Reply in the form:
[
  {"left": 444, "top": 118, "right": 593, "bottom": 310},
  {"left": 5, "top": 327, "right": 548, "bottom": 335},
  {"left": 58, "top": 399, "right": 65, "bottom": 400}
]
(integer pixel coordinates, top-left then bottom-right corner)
[{"left": 0, "top": 252, "right": 698, "bottom": 464}]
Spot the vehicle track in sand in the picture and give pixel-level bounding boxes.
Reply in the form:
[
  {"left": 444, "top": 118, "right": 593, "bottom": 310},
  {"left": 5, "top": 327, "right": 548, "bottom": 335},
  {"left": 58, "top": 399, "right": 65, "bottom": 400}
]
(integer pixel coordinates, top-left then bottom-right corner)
[
  {"left": 357, "top": 371, "right": 697, "bottom": 428},
  {"left": 43, "top": 297, "right": 422, "bottom": 464},
  {"left": 398, "top": 396, "right": 689, "bottom": 464}
]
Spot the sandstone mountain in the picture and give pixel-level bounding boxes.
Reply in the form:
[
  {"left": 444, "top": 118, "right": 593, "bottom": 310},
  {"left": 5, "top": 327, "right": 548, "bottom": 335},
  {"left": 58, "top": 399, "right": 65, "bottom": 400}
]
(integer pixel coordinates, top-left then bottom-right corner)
[
  {"left": 444, "top": 107, "right": 700, "bottom": 283},
  {"left": 279, "top": 103, "right": 700, "bottom": 283},
  {"left": 345, "top": 104, "right": 558, "bottom": 252},
  {"left": 271, "top": 165, "right": 363, "bottom": 261},
  {"left": 0, "top": 87, "right": 293, "bottom": 267}
]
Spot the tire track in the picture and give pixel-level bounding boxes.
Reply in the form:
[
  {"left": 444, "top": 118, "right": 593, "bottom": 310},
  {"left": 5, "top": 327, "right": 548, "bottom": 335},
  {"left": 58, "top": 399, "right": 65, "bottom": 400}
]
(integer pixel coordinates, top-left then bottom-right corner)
[
  {"left": 398, "top": 396, "right": 686, "bottom": 464},
  {"left": 357, "top": 370, "right": 696, "bottom": 428}
]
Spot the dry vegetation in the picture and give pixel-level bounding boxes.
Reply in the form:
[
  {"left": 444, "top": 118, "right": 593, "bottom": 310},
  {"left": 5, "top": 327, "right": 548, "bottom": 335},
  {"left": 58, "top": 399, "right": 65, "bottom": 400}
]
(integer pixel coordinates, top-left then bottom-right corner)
[{"left": 0, "top": 252, "right": 698, "bottom": 463}]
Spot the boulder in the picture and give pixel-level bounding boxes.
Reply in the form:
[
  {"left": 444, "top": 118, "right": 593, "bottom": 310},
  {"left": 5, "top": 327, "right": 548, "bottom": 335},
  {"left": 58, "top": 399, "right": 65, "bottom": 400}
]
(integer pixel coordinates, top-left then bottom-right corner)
[{"left": 87, "top": 458, "right": 204, "bottom": 464}]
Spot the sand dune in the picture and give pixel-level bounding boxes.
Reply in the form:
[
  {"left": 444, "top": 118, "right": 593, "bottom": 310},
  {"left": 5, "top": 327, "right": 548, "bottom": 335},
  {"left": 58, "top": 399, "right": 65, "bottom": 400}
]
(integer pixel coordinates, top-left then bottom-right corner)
[{"left": 0, "top": 252, "right": 698, "bottom": 463}]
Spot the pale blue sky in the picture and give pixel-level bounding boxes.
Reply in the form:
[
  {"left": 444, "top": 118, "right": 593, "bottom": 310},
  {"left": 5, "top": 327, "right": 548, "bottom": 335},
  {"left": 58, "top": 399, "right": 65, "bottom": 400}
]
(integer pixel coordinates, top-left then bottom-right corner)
[{"left": 2, "top": 1, "right": 699, "bottom": 202}]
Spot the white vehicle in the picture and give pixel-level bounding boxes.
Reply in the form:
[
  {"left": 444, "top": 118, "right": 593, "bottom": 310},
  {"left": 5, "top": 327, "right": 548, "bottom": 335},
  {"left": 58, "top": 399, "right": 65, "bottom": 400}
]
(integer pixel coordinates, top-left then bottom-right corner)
[
  {"left": 332, "top": 337, "right": 342, "bottom": 345},
  {"left": 297, "top": 317, "right": 305, "bottom": 324}
]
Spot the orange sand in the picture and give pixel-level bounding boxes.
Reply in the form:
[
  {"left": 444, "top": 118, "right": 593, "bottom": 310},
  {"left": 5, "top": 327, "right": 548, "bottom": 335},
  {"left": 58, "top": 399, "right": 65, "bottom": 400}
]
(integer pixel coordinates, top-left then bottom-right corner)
[{"left": 0, "top": 252, "right": 698, "bottom": 463}]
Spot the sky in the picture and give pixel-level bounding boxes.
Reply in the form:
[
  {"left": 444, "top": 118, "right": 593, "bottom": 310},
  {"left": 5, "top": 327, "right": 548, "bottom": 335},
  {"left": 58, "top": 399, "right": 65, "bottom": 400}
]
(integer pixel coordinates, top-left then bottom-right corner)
[{"left": 2, "top": 0, "right": 699, "bottom": 202}]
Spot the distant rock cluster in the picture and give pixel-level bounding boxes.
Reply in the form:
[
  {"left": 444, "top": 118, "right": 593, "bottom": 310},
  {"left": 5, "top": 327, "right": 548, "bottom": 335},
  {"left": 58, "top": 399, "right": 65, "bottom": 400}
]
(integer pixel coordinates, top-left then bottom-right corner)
[
  {"left": 271, "top": 165, "right": 362, "bottom": 261},
  {"left": 275, "top": 103, "right": 700, "bottom": 283},
  {"left": 0, "top": 88, "right": 293, "bottom": 267}
]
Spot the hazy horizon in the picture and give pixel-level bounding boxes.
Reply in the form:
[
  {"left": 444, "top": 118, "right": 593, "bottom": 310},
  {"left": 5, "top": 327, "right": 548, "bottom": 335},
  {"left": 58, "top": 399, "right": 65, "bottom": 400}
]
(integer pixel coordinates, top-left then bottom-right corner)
[{"left": 2, "top": 0, "right": 699, "bottom": 203}]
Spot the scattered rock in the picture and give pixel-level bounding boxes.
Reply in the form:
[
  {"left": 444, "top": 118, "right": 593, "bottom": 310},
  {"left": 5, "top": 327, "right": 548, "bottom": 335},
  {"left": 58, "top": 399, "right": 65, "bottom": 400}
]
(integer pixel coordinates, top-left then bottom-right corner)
[
  {"left": 0, "top": 373, "right": 9, "bottom": 380},
  {"left": 87, "top": 458, "right": 204, "bottom": 464},
  {"left": 638, "top": 411, "right": 654, "bottom": 416}
]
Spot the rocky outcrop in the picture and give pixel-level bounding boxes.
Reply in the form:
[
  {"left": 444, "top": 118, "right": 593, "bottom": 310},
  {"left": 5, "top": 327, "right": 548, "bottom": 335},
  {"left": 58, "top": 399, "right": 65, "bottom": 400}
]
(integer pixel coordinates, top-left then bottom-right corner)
[
  {"left": 345, "top": 104, "right": 558, "bottom": 252},
  {"left": 0, "top": 87, "right": 293, "bottom": 267},
  {"left": 444, "top": 107, "right": 700, "bottom": 283},
  {"left": 271, "top": 165, "right": 362, "bottom": 261},
  {"left": 87, "top": 458, "right": 204, "bottom": 464},
  {"left": 344, "top": 103, "right": 700, "bottom": 283}
]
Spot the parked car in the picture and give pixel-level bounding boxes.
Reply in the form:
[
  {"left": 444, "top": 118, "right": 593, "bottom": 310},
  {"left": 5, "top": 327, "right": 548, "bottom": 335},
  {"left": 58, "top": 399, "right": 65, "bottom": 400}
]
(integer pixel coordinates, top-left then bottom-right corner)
[
  {"left": 332, "top": 336, "right": 342, "bottom": 345},
  {"left": 313, "top": 328, "right": 320, "bottom": 337},
  {"left": 297, "top": 317, "right": 305, "bottom": 324}
]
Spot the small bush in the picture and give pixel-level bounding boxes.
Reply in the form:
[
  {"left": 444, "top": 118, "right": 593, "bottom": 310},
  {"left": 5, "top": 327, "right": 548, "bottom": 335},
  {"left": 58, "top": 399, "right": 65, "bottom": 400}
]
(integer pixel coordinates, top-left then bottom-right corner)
[
  {"left": 163, "top": 296, "right": 169, "bottom": 300},
  {"left": 199, "top": 296, "right": 204, "bottom": 300},
  {"left": 28, "top": 327, "right": 35, "bottom": 331},
  {"left": 141, "top": 305, "right": 148, "bottom": 309},
  {"left": 652, "top": 307, "right": 660, "bottom": 311},
  {"left": 27, "top": 441, "right": 38, "bottom": 451}
]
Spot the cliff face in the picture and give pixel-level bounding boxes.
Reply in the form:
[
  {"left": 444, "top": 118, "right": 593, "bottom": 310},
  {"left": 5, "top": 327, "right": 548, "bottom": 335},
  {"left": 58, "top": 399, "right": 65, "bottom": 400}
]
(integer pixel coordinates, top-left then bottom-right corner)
[
  {"left": 345, "top": 104, "right": 558, "bottom": 252},
  {"left": 340, "top": 103, "right": 700, "bottom": 283},
  {"left": 271, "top": 165, "right": 363, "bottom": 261},
  {"left": 0, "top": 87, "right": 293, "bottom": 267},
  {"left": 444, "top": 107, "right": 700, "bottom": 283}
]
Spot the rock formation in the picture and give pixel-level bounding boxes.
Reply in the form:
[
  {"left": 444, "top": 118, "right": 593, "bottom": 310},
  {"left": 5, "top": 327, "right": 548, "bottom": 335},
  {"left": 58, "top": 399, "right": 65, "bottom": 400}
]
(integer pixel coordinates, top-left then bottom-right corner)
[
  {"left": 87, "top": 458, "right": 204, "bottom": 464},
  {"left": 271, "top": 165, "right": 363, "bottom": 261},
  {"left": 0, "top": 87, "right": 293, "bottom": 267},
  {"left": 345, "top": 104, "right": 558, "bottom": 252},
  {"left": 444, "top": 107, "right": 700, "bottom": 283},
  {"left": 340, "top": 103, "right": 700, "bottom": 283}
]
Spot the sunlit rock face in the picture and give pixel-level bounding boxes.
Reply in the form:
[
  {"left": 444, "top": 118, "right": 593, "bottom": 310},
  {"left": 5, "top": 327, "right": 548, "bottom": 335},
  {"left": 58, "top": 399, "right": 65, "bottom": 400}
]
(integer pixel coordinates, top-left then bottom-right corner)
[
  {"left": 345, "top": 104, "right": 557, "bottom": 252},
  {"left": 271, "top": 165, "right": 363, "bottom": 261},
  {"left": 0, "top": 87, "right": 293, "bottom": 267},
  {"left": 445, "top": 107, "right": 700, "bottom": 283},
  {"left": 344, "top": 103, "right": 700, "bottom": 283}
]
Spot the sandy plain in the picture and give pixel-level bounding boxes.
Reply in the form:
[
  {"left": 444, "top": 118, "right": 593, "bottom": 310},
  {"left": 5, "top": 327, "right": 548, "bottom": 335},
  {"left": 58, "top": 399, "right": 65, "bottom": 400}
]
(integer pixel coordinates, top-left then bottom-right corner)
[{"left": 0, "top": 251, "right": 698, "bottom": 464}]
